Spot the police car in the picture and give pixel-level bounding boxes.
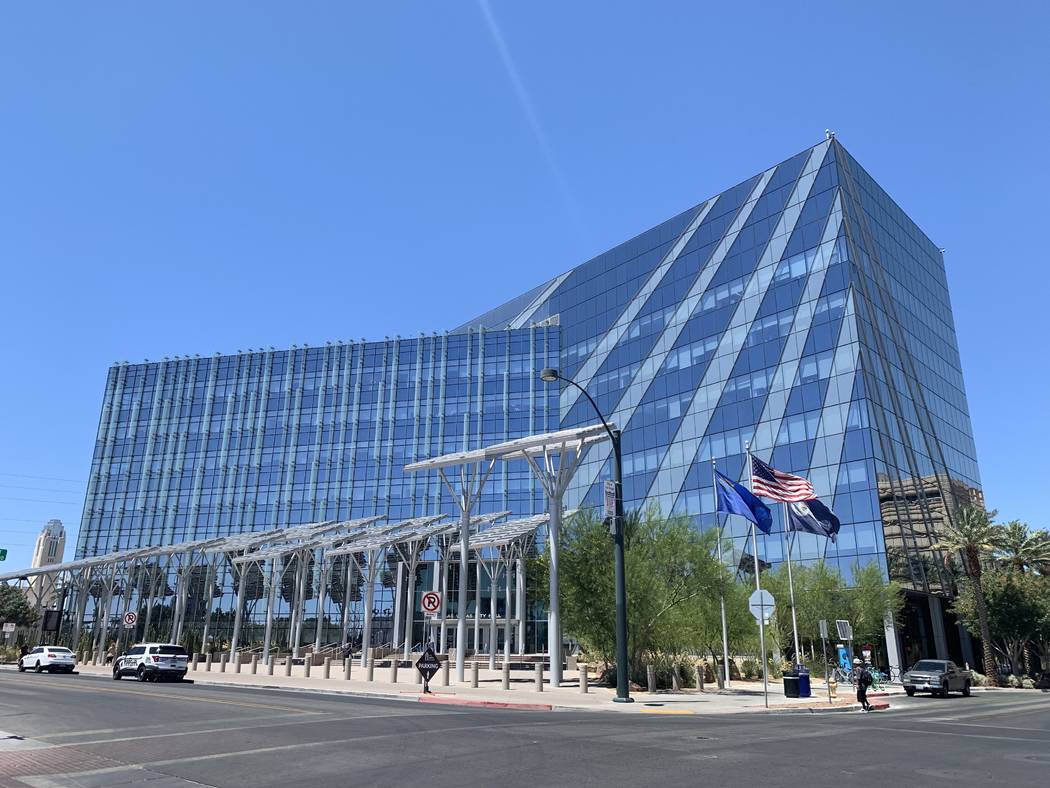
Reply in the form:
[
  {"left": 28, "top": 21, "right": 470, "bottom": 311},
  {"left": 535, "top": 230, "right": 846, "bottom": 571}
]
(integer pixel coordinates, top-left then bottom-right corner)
[{"left": 112, "top": 643, "right": 189, "bottom": 682}]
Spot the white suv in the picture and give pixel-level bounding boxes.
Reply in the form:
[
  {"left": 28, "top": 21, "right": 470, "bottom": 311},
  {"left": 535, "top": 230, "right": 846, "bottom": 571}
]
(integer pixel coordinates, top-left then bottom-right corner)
[
  {"left": 112, "top": 643, "right": 189, "bottom": 682},
  {"left": 18, "top": 646, "right": 77, "bottom": 674}
]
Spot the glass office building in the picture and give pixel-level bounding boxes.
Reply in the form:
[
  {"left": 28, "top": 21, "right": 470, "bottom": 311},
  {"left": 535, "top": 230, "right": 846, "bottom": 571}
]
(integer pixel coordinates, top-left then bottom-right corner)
[{"left": 77, "top": 137, "right": 980, "bottom": 665}]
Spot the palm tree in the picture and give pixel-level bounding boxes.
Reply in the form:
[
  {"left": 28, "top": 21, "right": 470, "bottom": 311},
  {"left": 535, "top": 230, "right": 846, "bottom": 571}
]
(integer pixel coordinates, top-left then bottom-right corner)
[
  {"left": 935, "top": 506, "right": 1004, "bottom": 681},
  {"left": 996, "top": 520, "right": 1050, "bottom": 574}
]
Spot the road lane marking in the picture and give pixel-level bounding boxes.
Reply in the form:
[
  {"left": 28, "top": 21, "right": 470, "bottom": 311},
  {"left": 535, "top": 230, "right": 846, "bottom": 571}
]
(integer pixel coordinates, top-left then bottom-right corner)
[
  {"left": 30, "top": 710, "right": 465, "bottom": 750},
  {"left": 639, "top": 709, "right": 694, "bottom": 715},
  {"left": 0, "top": 678, "right": 322, "bottom": 714},
  {"left": 32, "top": 719, "right": 556, "bottom": 780},
  {"left": 915, "top": 727, "right": 1050, "bottom": 739},
  {"left": 866, "top": 725, "right": 1048, "bottom": 743}
]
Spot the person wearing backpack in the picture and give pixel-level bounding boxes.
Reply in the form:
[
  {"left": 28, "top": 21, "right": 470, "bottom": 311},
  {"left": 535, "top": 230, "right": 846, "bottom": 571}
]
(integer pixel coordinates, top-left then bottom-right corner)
[{"left": 854, "top": 657, "right": 874, "bottom": 711}]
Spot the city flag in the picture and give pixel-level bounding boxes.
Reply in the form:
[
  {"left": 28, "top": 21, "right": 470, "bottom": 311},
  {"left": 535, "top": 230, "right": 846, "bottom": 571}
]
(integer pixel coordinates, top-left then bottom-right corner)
[
  {"left": 715, "top": 471, "right": 773, "bottom": 534},
  {"left": 786, "top": 497, "right": 841, "bottom": 542},
  {"left": 750, "top": 455, "right": 815, "bottom": 502}
]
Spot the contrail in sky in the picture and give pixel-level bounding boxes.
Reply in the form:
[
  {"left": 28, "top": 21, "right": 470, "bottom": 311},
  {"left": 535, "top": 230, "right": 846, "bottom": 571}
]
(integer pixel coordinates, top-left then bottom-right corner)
[{"left": 477, "top": 0, "right": 586, "bottom": 239}]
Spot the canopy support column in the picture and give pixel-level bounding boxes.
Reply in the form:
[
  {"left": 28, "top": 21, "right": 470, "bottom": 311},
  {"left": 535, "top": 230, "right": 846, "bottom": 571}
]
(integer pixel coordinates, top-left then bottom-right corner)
[{"left": 229, "top": 559, "right": 249, "bottom": 660}]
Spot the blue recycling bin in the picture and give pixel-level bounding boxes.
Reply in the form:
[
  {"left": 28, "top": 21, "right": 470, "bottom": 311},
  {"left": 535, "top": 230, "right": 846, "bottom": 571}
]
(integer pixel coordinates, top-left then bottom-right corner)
[{"left": 797, "top": 667, "right": 812, "bottom": 698}]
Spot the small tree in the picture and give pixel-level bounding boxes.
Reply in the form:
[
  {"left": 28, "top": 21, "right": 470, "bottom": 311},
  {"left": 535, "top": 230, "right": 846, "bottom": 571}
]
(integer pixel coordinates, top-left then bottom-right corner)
[
  {"left": 846, "top": 561, "right": 905, "bottom": 647},
  {"left": 953, "top": 568, "right": 1042, "bottom": 676},
  {"left": 0, "top": 584, "right": 39, "bottom": 628},
  {"left": 550, "top": 506, "right": 723, "bottom": 685}
]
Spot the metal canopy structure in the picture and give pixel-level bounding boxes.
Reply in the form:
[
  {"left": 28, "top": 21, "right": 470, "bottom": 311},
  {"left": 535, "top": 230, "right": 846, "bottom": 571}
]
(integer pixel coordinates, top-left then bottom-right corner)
[{"left": 406, "top": 423, "right": 611, "bottom": 686}]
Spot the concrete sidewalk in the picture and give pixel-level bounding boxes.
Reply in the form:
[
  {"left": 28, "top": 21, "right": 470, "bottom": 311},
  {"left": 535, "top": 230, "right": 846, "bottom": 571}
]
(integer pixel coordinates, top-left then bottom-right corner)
[{"left": 42, "top": 661, "right": 891, "bottom": 714}]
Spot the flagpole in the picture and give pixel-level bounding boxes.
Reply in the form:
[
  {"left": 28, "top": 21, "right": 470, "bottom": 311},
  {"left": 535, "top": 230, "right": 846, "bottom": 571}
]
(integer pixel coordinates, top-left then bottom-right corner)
[
  {"left": 712, "top": 460, "right": 731, "bottom": 689},
  {"left": 784, "top": 507, "right": 801, "bottom": 668},
  {"left": 746, "top": 445, "right": 768, "bottom": 708}
]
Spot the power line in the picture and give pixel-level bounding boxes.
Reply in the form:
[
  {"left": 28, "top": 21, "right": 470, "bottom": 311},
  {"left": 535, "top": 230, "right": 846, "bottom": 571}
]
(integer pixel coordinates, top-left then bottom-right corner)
[
  {"left": 0, "top": 483, "right": 85, "bottom": 494},
  {"left": 0, "top": 472, "right": 87, "bottom": 484},
  {"left": 0, "top": 496, "right": 80, "bottom": 506}
]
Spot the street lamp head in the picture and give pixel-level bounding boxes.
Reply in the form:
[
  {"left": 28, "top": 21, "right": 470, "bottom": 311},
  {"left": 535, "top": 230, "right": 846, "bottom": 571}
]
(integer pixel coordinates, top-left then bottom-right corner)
[{"left": 539, "top": 368, "right": 560, "bottom": 383}]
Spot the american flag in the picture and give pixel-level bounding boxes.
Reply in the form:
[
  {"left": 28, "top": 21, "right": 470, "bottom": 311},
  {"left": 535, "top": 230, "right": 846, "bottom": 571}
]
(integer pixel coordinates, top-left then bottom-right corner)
[{"left": 750, "top": 455, "right": 815, "bottom": 502}]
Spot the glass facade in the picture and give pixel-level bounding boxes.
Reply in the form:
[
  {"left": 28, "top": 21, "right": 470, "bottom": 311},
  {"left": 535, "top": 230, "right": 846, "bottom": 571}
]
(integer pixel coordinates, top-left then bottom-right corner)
[
  {"left": 77, "top": 330, "right": 559, "bottom": 650},
  {"left": 462, "top": 138, "right": 980, "bottom": 599},
  {"left": 77, "top": 138, "right": 980, "bottom": 655}
]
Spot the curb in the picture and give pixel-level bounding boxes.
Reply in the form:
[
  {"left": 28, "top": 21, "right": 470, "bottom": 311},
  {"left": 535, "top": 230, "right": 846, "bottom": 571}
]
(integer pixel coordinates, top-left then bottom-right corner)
[
  {"left": 764, "top": 700, "right": 891, "bottom": 714},
  {"left": 418, "top": 695, "right": 553, "bottom": 712}
]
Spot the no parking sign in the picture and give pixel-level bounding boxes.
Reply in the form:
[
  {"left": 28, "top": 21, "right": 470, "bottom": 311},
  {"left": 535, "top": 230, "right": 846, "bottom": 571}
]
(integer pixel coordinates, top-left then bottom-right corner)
[
  {"left": 421, "top": 591, "right": 442, "bottom": 614},
  {"left": 122, "top": 611, "right": 138, "bottom": 629}
]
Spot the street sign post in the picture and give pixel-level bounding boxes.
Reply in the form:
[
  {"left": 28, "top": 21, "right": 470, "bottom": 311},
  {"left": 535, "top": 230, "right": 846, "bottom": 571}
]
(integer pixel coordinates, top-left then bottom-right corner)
[
  {"left": 122, "top": 611, "right": 138, "bottom": 629},
  {"left": 748, "top": 589, "right": 775, "bottom": 623},
  {"left": 819, "top": 619, "right": 831, "bottom": 705},
  {"left": 2, "top": 623, "right": 15, "bottom": 634},
  {"left": 415, "top": 644, "right": 441, "bottom": 693},
  {"left": 747, "top": 588, "right": 774, "bottom": 708},
  {"left": 420, "top": 591, "right": 442, "bottom": 616}
]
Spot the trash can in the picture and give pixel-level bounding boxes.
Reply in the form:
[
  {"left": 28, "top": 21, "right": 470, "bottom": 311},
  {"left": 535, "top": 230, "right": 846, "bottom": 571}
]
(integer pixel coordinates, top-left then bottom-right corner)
[
  {"left": 797, "top": 668, "right": 812, "bottom": 698},
  {"left": 783, "top": 670, "right": 800, "bottom": 698}
]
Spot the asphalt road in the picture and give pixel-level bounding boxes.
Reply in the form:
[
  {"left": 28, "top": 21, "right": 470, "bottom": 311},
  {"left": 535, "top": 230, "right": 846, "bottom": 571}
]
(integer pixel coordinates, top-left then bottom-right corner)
[{"left": 0, "top": 670, "right": 1047, "bottom": 787}]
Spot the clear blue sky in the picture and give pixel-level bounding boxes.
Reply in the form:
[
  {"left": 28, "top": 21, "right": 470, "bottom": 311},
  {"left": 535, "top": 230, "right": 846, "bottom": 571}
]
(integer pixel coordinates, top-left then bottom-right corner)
[{"left": 1, "top": 2, "right": 1047, "bottom": 568}]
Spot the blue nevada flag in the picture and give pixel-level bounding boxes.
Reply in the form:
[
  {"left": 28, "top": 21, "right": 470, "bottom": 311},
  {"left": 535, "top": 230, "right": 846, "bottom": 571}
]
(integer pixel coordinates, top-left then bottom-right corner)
[
  {"left": 715, "top": 471, "right": 773, "bottom": 534},
  {"left": 786, "top": 497, "right": 841, "bottom": 542}
]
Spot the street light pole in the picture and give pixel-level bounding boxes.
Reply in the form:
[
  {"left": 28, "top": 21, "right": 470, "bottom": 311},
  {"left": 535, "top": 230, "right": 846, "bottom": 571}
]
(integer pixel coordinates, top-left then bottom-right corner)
[{"left": 540, "top": 368, "right": 632, "bottom": 703}]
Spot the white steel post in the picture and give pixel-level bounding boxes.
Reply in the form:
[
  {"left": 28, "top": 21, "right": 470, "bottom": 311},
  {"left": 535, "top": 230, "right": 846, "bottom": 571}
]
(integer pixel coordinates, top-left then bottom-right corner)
[
  {"left": 504, "top": 554, "right": 513, "bottom": 663},
  {"left": 313, "top": 552, "right": 327, "bottom": 653},
  {"left": 488, "top": 562, "right": 498, "bottom": 670},
  {"left": 455, "top": 502, "right": 470, "bottom": 681},
  {"left": 361, "top": 552, "right": 376, "bottom": 668},
  {"left": 392, "top": 562, "right": 404, "bottom": 656},
  {"left": 548, "top": 495, "right": 563, "bottom": 687},
  {"left": 473, "top": 560, "right": 481, "bottom": 655},
  {"left": 516, "top": 557, "right": 526, "bottom": 656},
  {"left": 229, "top": 559, "right": 248, "bottom": 660},
  {"left": 262, "top": 560, "right": 279, "bottom": 662},
  {"left": 402, "top": 550, "right": 417, "bottom": 661}
]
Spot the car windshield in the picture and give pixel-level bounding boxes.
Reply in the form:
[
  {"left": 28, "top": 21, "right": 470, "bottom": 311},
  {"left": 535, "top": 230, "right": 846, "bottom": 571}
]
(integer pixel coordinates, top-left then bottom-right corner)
[
  {"left": 158, "top": 646, "right": 187, "bottom": 656},
  {"left": 911, "top": 660, "right": 946, "bottom": 672}
]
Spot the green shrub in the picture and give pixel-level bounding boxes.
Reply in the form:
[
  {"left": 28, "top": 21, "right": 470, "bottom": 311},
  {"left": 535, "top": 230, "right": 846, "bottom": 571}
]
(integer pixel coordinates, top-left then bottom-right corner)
[
  {"left": 969, "top": 670, "right": 987, "bottom": 687},
  {"left": 0, "top": 645, "right": 19, "bottom": 664},
  {"left": 1006, "top": 674, "right": 1022, "bottom": 688},
  {"left": 1021, "top": 677, "right": 1035, "bottom": 690},
  {"left": 741, "top": 659, "right": 758, "bottom": 680}
]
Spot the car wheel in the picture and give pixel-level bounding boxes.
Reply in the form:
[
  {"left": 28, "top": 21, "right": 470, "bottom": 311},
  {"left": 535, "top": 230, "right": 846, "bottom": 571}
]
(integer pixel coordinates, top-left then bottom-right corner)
[
  {"left": 962, "top": 681, "right": 971, "bottom": 697},
  {"left": 940, "top": 681, "right": 950, "bottom": 697},
  {"left": 34, "top": 661, "right": 43, "bottom": 674},
  {"left": 905, "top": 687, "right": 915, "bottom": 696},
  {"left": 112, "top": 668, "right": 122, "bottom": 680},
  {"left": 137, "top": 665, "right": 148, "bottom": 682},
  {"left": 17, "top": 661, "right": 25, "bottom": 673}
]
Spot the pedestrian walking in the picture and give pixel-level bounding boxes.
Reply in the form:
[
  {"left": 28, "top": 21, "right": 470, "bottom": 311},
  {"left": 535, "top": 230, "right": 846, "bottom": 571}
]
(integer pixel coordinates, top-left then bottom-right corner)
[
  {"left": 854, "top": 658, "right": 874, "bottom": 711},
  {"left": 18, "top": 643, "right": 29, "bottom": 660}
]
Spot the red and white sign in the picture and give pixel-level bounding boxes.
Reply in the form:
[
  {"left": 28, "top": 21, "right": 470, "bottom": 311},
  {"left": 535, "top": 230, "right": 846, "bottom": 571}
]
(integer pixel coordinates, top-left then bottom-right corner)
[
  {"left": 420, "top": 591, "right": 442, "bottom": 614},
  {"left": 122, "top": 611, "right": 138, "bottom": 628}
]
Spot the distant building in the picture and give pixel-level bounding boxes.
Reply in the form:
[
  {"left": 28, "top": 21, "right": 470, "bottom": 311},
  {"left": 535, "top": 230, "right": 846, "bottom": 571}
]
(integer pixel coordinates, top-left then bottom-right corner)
[{"left": 28, "top": 520, "right": 65, "bottom": 608}]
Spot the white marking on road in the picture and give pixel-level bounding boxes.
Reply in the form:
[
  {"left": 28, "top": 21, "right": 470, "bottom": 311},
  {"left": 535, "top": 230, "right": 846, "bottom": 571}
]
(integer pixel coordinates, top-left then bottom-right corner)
[
  {"left": 36, "top": 719, "right": 555, "bottom": 780},
  {"left": 866, "top": 725, "right": 1048, "bottom": 743},
  {"left": 34, "top": 710, "right": 463, "bottom": 750}
]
